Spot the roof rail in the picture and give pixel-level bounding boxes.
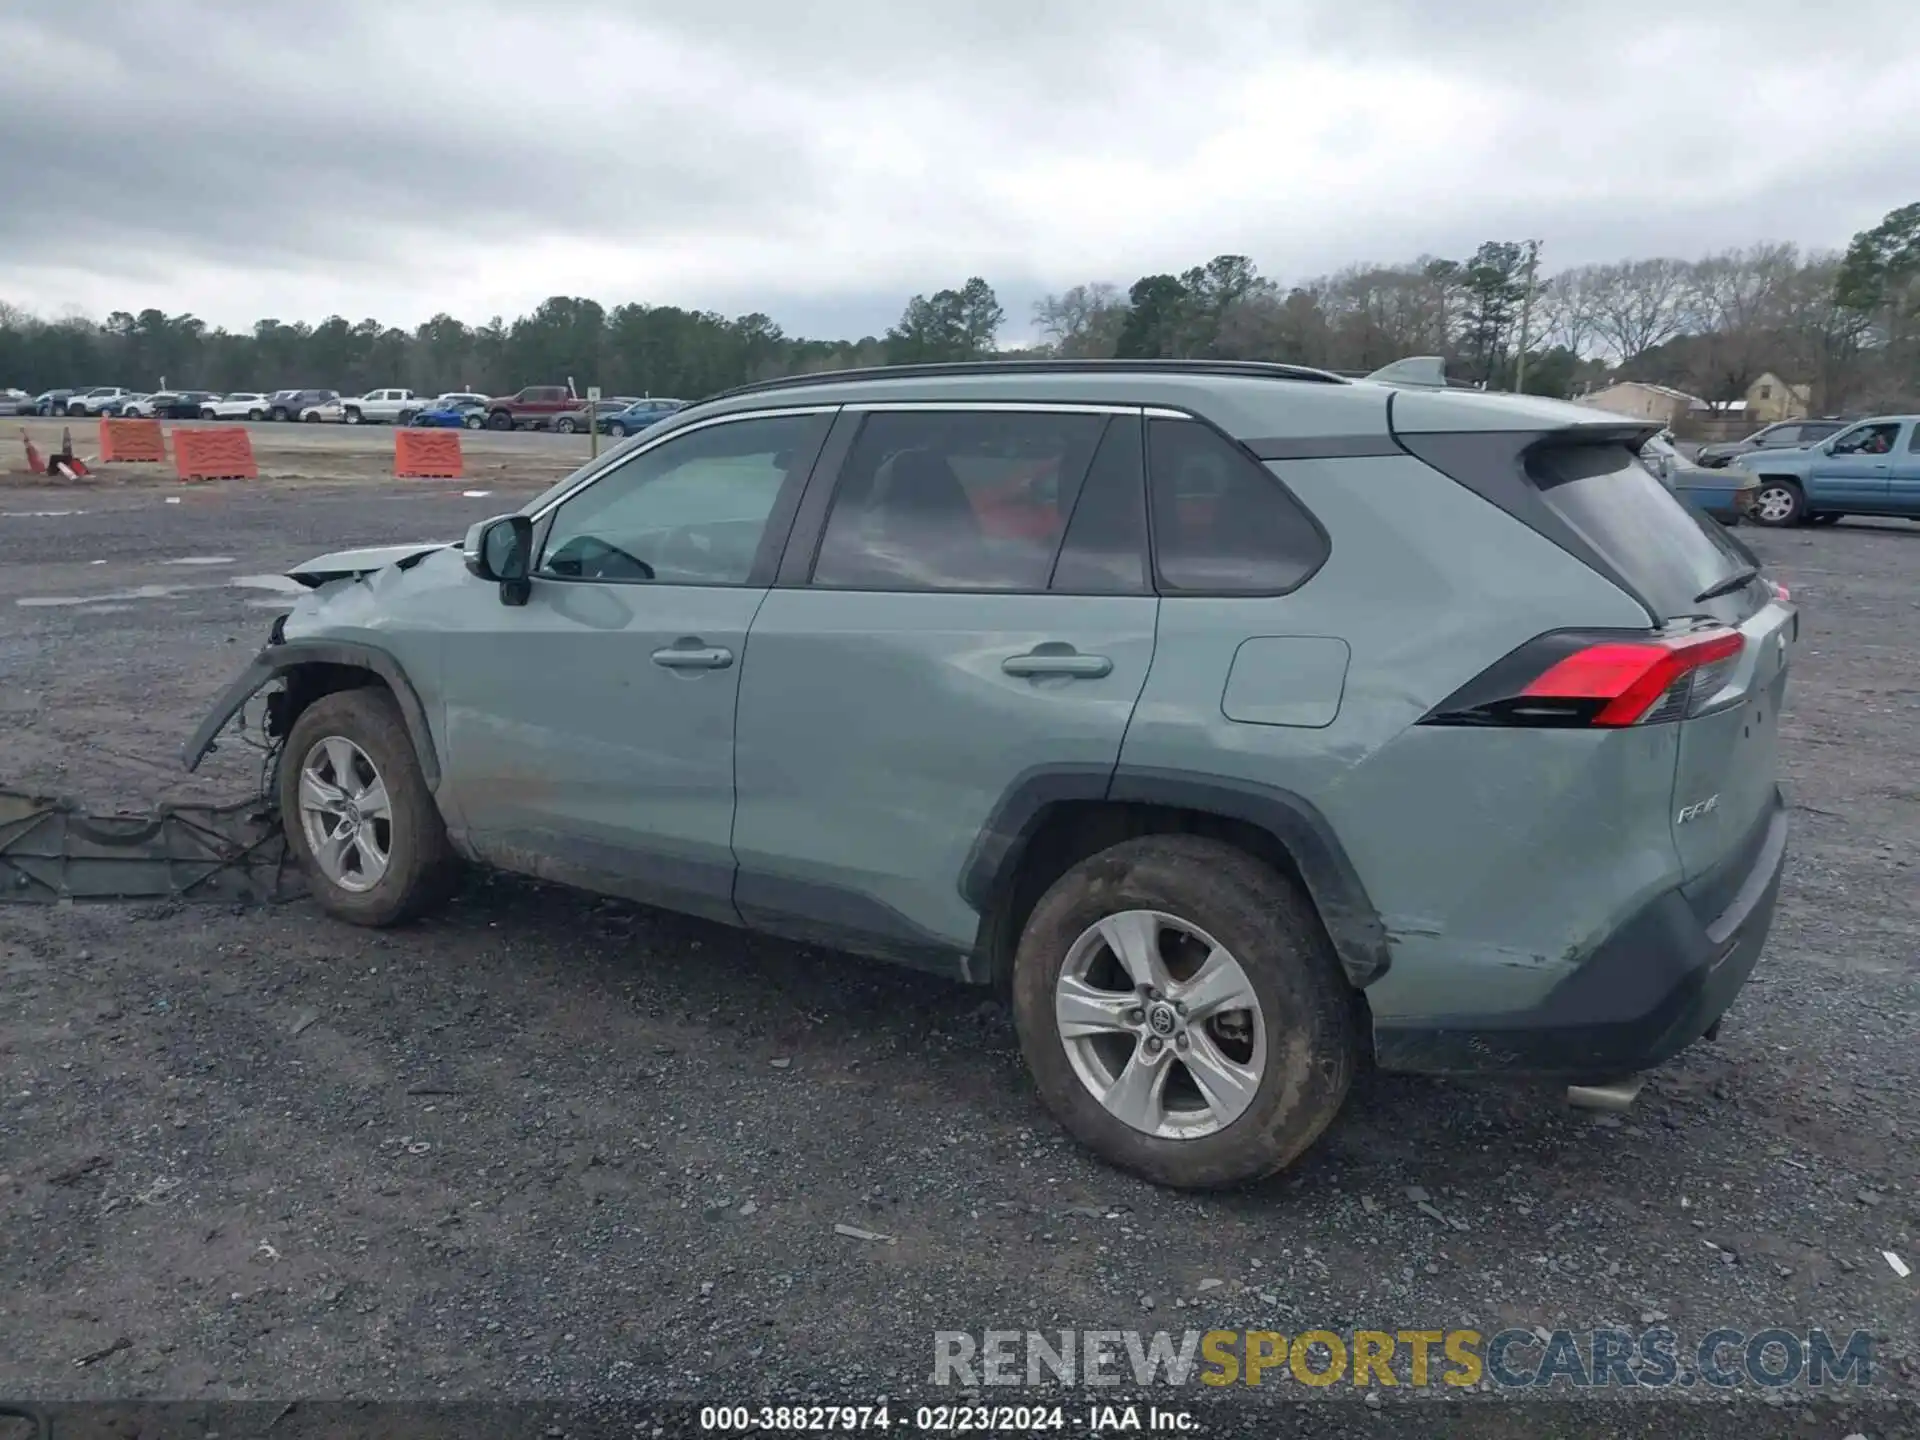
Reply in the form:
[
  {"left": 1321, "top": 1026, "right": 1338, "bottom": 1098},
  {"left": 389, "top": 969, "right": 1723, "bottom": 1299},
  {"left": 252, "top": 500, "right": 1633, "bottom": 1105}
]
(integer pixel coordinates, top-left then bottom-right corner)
[{"left": 705, "top": 357, "right": 1350, "bottom": 403}]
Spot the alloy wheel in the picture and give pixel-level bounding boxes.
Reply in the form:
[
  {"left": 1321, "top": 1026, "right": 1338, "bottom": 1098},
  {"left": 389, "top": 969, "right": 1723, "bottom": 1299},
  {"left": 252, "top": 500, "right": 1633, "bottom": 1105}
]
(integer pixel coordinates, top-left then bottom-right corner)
[
  {"left": 1754, "top": 485, "right": 1797, "bottom": 524},
  {"left": 297, "top": 735, "right": 394, "bottom": 893},
  {"left": 1054, "top": 909, "right": 1267, "bottom": 1140}
]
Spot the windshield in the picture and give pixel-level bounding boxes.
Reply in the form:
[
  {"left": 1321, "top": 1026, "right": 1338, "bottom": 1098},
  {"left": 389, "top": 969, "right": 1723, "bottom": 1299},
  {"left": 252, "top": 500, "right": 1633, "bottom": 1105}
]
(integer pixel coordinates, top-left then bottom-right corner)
[{"left": 1529, "top": 442, "right": 1752, "bottom": 619}]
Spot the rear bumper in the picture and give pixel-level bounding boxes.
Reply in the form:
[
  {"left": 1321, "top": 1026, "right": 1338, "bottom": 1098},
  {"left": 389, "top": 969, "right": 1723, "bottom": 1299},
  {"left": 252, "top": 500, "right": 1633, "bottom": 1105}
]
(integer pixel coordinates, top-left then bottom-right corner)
[{"left": 1373, "top": 789, "right": 1787, "bottom": 1079}]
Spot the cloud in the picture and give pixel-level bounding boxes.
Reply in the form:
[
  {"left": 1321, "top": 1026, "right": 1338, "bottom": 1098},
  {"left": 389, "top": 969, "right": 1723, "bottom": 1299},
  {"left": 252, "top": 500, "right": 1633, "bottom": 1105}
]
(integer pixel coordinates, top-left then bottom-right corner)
[{"left": 1, "top": 0, "right": 1915, "bottom": 339}]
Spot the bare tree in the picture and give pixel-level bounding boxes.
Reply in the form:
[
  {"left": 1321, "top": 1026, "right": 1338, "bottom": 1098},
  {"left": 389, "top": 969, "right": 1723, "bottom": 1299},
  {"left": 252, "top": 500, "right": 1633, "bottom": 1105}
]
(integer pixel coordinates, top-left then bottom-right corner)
[
  {"left": 1586, "top": 258, "right": 1690, "bottom": 362},
  {"left": 1032, "top": 283, "right": 1126, "bottom": 358},
  {"left": 1536, "top": 268, "right": 1600, "bottom": 358},
  {"left": 1678, "top": 244, "right": 1799, "bottom": 404}
]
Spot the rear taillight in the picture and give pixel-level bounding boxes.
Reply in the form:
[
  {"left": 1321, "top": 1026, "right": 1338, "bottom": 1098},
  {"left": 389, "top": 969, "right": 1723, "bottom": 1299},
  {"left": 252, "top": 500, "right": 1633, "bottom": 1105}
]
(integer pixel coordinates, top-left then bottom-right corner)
[{"left": 1423, "top": 628, "right": 1745, "bottom": 729}]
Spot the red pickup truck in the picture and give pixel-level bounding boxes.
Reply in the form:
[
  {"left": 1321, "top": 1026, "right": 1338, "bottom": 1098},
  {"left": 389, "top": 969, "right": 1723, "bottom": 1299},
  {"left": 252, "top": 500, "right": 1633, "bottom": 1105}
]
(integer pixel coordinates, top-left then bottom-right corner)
[{"left": 484, "top": 385, "right": 578, "bottom": 431}]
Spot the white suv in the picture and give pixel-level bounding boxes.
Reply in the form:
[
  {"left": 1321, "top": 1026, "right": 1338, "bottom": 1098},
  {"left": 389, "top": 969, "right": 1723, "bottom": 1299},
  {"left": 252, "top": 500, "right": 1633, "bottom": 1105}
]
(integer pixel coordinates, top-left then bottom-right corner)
[
  {"left": 65, "top": 386, "right": 139, "bottom": 415},
  {"left": 342, "top": 389, "right": 424, "bottom": 425},
  {"left": 202, "top": 393, "right": 270, "bottom": 420}
]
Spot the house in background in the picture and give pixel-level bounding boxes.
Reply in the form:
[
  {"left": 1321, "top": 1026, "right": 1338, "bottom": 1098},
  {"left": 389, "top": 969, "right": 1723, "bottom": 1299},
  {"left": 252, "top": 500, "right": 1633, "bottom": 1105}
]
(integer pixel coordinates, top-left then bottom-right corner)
[
  {"left": 1745, "top": 372, "right": 1811, "bottom": 424},
  {"left": 1578, "top": 381, "right": 1708, "bottom": 427}
]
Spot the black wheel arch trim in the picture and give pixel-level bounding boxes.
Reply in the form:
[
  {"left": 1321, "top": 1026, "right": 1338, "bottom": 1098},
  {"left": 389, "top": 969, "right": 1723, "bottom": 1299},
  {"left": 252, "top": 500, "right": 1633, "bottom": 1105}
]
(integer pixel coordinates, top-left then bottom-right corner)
[
  {"left": 961, "top": 763, "right": 1391, "bottom": 988},
  {"left": 181, "top": 639, "right": 440, "bottom": 786}
]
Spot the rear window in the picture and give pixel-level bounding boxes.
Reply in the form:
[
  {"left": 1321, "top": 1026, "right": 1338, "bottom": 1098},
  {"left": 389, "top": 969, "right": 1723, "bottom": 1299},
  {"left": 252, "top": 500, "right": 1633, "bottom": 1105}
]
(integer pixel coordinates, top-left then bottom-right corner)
[{"left": 1527, "top": 443, "right": 1750, "bottom": 618}]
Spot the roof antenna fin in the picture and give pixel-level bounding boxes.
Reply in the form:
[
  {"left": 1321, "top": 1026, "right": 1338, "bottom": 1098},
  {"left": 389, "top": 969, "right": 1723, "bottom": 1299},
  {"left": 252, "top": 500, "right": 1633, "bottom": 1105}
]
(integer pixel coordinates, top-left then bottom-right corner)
[{"left": 1364, "top": 355, "right": 1448, "bottom": 389}]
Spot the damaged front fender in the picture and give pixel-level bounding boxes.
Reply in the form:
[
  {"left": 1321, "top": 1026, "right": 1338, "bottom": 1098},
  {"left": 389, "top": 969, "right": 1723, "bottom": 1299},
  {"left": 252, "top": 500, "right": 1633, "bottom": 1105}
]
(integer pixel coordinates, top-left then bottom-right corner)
[{"left": 180, "top": 639, "right": 443, "bottom": 787}]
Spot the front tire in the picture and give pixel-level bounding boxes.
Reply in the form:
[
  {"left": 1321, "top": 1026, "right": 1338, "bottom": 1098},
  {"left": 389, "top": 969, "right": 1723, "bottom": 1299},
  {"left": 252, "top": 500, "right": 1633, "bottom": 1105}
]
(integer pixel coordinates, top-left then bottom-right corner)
[
  {"left": 464, "top": 413, "right": 484, "bottom": 430},
  {"left": 1011, "top": 835, "right": 1355, "bottom": 1190},
  {"left": 397, "top": 410, "right": 416, "bottom": 425},
  {"left": 606, "top": 421, "right": 627, "bottom": 437},
  {"left": 1750, "top": 479, "right": 1805, "bottom": 527},
  {"left": 279, "top": 688, "right": 457, "bottom": 927}
]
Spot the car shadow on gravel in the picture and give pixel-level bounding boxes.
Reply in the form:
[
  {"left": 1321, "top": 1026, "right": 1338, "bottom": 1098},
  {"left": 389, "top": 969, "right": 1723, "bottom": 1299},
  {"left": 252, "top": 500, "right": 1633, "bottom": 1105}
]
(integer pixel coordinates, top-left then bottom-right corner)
[{"left": 378, "top": 865, "right": 1742, "bottom": 1206}]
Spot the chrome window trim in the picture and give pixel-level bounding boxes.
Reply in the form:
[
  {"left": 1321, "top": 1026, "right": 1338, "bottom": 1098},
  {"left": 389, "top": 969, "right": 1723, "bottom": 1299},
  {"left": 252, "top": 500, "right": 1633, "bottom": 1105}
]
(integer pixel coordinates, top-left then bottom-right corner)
[{"left": 840, "top": 401, "right": 1143, "bottom": 416}]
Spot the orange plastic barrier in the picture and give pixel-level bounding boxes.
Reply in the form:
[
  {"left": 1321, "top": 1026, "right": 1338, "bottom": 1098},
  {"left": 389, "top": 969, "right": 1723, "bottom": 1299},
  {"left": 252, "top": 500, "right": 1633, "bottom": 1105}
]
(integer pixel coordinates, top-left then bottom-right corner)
[
  {"left": 173, "top": 427, "right": 258, "bottom": 481},
  {"left": 395, "top": 428, "right": 464, "bottom": 478},
  {"left": 99, "top": 417, "right": 166, "bottom": 463}
]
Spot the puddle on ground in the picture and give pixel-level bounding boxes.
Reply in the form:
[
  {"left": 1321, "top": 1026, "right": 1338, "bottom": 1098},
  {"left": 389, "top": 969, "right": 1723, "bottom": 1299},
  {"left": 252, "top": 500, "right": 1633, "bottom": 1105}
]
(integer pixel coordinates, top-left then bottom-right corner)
[
  {"left": 163, "top": 555, "right": 237, "bottom": 566},
  {"left": 230, "top": 574, "right": 304, "bottom": 594}
]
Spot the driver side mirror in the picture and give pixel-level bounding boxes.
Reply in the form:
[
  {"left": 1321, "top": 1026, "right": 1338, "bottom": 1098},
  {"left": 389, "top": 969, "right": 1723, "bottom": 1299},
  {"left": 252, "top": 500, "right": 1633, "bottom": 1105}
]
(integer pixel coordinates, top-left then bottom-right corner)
[{"left": 464, "top": 513, "right": 533, "bottom": 606}]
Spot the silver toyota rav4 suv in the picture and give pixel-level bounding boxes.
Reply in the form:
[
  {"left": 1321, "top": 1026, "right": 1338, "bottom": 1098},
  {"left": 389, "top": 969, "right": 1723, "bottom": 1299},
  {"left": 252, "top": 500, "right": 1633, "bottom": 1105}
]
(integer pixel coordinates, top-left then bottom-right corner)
[{"left": 185, "top": 359, "right": 1795, "bottom": 1189}]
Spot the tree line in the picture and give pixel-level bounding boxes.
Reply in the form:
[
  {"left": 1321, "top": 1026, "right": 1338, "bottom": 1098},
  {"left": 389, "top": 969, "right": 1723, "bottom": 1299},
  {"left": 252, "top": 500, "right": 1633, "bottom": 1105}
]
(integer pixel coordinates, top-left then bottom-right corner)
[{"left": 2, "top": 202, "right": 1913, "bottom": 412}]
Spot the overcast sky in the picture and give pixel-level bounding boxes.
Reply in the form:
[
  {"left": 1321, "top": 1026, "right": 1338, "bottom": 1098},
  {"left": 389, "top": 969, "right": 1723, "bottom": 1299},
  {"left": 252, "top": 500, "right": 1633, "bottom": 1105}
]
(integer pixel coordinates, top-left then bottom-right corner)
[{"left": 4, "top": 0, "right": 1916, "bottom": 342}]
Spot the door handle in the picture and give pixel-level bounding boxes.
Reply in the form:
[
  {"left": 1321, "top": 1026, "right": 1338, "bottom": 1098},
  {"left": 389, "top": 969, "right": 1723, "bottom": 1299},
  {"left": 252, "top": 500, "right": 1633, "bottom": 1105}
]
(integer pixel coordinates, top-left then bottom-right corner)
[
  {"left": 1002, "top": 649, "right": 1112, "bottom": 679},
  {"left": 652, "top": 643, "right": 734, "bottom": 671}
]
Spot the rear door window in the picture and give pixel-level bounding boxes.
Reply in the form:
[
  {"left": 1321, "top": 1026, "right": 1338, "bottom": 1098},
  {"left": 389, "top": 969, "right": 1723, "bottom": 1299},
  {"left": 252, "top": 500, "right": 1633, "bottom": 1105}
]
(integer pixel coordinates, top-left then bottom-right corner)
[
  {"left": 1528, "top": 444, "right": 1751, "bottom": 618},
  {"left": 811, "top": 409, "right": 1107, "bottom": 591}
]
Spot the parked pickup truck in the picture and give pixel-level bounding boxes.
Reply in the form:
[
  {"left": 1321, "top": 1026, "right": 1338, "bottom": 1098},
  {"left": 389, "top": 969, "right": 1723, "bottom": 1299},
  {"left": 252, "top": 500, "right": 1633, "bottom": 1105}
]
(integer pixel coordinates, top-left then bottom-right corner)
[
  {"left": 341, "top": 389, "right": 424, "bottom": 425},
  {"left": 1740, "top": 413, "right": 1920, "bottom": 527},
  {"left": 483, "top": 385, "right": 577, "bottom": 431}
]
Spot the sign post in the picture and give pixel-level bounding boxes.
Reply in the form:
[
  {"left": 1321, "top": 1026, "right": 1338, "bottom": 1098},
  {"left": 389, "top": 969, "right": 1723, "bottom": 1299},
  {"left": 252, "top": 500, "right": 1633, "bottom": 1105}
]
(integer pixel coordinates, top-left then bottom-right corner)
[{"left": 587, "top": 385, "right": 601, "bottom": 460}]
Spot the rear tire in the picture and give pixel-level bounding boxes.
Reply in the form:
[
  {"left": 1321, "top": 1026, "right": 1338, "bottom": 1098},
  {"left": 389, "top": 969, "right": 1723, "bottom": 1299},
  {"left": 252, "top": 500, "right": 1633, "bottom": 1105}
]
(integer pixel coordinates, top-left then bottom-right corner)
[
  {"left": 344, "top": 408, "right": 363, "bottom": 425},
  {"left": 1750, "top": 479, "right": 1805, "bottom": 527},
  {"left": 247, "top": 408, "right": 265, "bottom": 421},
  {"left": 280, "top": 688, "right": 457, "bottom": 928},
  {"left": 1010, "top": 834, "right": 1355, "bottom": 1190},
  {"left": 607, "top": 421, "right": 627, "bottom": 437},
  {"left": 487, "top": 410, "right": 513, "bottom": 430},
  {"left": 397, "top": 410, "right": 416, "bottom": 425},
  {"left": 554, "top": 416, "right": 577, "bottom": 434}
]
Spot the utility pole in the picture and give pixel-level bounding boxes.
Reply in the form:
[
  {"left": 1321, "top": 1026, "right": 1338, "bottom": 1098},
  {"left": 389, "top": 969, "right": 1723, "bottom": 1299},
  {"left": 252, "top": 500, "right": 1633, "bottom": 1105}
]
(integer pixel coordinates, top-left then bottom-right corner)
[{"left": 1513, "top": 239, "right": 1543, "bottom": 394}]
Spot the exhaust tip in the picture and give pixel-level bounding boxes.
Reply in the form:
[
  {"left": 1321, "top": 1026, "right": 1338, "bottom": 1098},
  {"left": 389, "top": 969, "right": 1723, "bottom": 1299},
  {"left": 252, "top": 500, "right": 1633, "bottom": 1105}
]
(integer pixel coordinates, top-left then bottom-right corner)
[{"left": 1566, "top": 1077, "right": 1644, "bottom": 1113}]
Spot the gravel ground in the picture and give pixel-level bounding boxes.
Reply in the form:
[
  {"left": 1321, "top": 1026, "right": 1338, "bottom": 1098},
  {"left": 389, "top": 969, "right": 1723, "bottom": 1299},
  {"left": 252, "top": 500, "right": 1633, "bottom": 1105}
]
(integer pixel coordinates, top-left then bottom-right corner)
[{"left": 0, "top": 468, "right": 1915, "bottom": 1435}]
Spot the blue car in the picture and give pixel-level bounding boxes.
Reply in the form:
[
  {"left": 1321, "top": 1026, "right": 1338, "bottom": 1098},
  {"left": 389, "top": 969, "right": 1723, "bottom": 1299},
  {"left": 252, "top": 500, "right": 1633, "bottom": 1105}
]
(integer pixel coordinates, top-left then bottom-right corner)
[
  {"left": 1739, "top": 413, "right": 1920, "bottom": 527},
  {"left": 597, "top": 398, "right": 685, "bottom": 437},
  {"left": 1640, "top": 435, "right": 1758, "bottom": 525},
  {"left": 409, "top": 401, "right": 486, "bottom": 430}
]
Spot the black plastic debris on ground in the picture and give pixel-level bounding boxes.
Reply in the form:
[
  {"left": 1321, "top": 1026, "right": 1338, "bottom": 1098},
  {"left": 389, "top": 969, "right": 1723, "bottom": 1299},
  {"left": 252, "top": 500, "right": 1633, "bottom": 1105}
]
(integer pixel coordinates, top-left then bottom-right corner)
[{"left": 0, "top": 788, "right": 305, "bottom": 904}]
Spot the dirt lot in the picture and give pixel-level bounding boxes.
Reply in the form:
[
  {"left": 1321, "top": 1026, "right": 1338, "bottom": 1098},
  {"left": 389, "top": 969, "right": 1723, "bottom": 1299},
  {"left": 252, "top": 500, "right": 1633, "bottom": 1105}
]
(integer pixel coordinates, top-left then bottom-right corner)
[
  {"left": 11, "top": 414, "right": 600, "bottom": 491},
  {"left": 0, "top": 451, "right": 1915, "bottom": 1432}
]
